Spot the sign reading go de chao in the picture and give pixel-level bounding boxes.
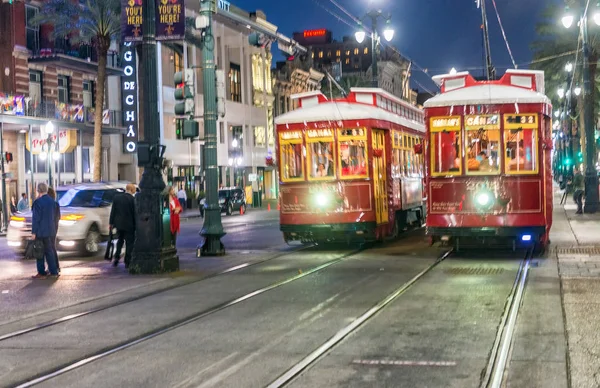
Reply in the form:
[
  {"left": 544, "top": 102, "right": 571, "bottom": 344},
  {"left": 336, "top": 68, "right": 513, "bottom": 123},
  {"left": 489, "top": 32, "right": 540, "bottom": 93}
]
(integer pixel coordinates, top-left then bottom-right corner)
[{"left": 26, "top": 130, "right": 78, "bottom": 155}]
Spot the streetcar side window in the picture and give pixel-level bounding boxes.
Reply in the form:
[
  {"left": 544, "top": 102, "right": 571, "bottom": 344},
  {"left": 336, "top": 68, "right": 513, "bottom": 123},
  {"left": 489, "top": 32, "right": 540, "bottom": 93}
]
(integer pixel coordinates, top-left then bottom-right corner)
[
  {"left": 465, "top": 127, "right": 501, "bottom": 175},
  {"left": 338, "top": 128, "right": 368, "bottom": 179},
  {"left": 307, "top": 141, "right": 335, "bottom": 179},
  {"left": 280, "top": 142, "right": 304, "bottom": 181},
  {"left": 504, "top": 128, "right": 537, "bottom": 174},
  {"left": 431, "top": 130, "right": 461, "bottom": 175}
]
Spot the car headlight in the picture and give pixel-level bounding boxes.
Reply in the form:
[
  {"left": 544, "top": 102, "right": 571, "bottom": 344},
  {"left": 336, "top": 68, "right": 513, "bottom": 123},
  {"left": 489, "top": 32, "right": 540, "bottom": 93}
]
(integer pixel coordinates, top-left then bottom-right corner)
[
  {"left": 59, "top": 214, "right": 85, "bottom": 226},
  {"left": 9, "top": 216, "right": 25, "bottom": 229},
  {"left": 314, "top": 193, "right": 329, "bottom": 207}
]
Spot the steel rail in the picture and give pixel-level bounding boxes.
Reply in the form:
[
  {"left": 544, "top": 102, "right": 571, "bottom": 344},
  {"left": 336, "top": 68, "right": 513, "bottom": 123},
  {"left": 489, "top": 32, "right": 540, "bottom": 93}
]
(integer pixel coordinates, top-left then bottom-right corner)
[
  {"left": 266, "top": 249, "right": 453, "bottom": 388},
  {"left": 13, "top": 248, "right": 363, "bottom": 388},
  {"left": 480, "top": 249, "right": 533, "bottom": 388},
  {"left": 0, "top": 245, "right": 312, "bottom": 342}
]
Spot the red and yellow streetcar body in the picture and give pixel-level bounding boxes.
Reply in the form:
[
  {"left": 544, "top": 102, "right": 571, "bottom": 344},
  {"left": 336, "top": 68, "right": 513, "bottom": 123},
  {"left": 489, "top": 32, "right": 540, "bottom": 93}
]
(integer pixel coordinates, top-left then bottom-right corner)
[
  {"left": 275, "top": 88, "right": 425, "bottom": 243},
  {"left": 424, "top": 70, "right": 553, "bottom": 249}
]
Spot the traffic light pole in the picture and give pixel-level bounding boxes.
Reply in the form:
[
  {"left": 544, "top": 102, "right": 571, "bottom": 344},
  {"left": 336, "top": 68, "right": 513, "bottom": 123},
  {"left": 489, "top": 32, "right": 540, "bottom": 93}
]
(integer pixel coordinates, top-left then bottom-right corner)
[
  {"left": 0, "top": 121, "right": 7, "bottom": 231},
  {"left": 198, "top": 0, "right": 225, "bottom": 256},
  {"left": 131, "top": 0, "right": 179, "bottom": 272}
]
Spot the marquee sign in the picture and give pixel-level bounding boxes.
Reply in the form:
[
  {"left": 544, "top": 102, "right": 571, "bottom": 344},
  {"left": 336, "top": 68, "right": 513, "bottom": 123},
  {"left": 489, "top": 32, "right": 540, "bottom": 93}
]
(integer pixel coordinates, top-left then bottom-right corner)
[
  {"left": 303, "top": 29, "right": 327, "bottom": 38},
  {"left": 26, "top": 130, "right": 78, "bottom": 155},
  {"left": 122, "top": 43, "right": 138, "bottom": 153}
]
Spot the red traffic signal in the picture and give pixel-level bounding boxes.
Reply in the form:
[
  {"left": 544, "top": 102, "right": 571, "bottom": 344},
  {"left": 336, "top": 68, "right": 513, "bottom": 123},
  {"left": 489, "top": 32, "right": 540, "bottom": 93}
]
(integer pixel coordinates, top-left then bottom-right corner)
[{"left": 4, "top": 152, "right": 13, "bottom": 163}]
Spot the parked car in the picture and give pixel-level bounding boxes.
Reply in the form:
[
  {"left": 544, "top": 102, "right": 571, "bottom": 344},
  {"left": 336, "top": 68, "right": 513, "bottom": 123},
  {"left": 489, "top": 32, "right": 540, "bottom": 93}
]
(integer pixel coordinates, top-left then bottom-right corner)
[
  {"left": 7, "top": 182, "right": 131, "bottom": 256},
  {"left": 199, "top": 187, "right": 246, "bottom": 216}
]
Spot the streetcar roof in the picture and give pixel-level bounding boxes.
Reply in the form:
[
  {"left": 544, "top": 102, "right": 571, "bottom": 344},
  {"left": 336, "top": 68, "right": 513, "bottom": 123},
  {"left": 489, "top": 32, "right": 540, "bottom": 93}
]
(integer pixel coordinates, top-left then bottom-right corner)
[
  {"left": 423, "top": 84, "right": 551, "bottom": 107},
  {"left": 274, "top": 101, "right": 425, "bottom": 133}
]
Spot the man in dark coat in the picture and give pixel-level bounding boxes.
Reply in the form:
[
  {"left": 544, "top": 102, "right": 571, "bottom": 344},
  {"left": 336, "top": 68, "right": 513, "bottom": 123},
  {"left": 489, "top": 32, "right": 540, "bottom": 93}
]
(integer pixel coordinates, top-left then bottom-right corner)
[
  {"left": 109, "top": 184, "right": 136, "bottom": 268},
  {"left": 31, "top": 183, "right": 59, "bottom": 278}
]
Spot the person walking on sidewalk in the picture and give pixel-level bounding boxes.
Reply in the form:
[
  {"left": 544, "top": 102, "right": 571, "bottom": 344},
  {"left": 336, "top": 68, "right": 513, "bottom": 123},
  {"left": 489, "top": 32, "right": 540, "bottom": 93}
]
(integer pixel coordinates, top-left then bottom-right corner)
[
  {"left": 109, "top": 184, "right": 137, "bottom": 268},
  {"left": 573, "top": 167, "right": 585, "bottom": 214},
  {"left": 47, "top": 187, "right": 61, "bottom": 273},
  {"left": 177, "top": 186, "right": 187, "bottom": 210},
  {"left": 31, "top": 183, "right": 59, "bottom": 279}
]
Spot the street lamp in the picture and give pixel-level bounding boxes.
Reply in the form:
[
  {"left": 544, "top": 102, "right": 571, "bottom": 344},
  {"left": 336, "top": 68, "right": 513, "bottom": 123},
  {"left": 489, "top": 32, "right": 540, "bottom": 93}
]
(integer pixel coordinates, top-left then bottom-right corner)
[
  {"left": 561, "top": 3, "right": 600, "bottom": 213},
  {"left": 43, "top": 121, "right": 55, "bottom": 187},
  {"left": 354, "top": 9, "right": 394, "bottom": 87}
]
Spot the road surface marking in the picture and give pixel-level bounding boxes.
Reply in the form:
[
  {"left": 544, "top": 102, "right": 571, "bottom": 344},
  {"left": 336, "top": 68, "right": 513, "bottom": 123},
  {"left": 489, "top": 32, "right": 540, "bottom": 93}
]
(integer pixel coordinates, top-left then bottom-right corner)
[{"left": 352, "top": 359, "right": 457, "bottom": 367}]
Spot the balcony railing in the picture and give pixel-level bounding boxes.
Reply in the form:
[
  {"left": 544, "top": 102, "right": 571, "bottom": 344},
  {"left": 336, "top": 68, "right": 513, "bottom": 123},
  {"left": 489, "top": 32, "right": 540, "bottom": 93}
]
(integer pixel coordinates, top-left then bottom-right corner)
[
  {"left": 32, "top": 47, "right": 121, "bottom": 68},
  {"left": 0, "top": 92, "right": 122, "bottom": 127}
]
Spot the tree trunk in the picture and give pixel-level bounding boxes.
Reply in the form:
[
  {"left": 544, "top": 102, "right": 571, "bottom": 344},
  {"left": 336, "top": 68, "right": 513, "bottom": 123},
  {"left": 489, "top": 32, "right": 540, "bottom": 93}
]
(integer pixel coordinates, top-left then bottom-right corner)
[{"left": 93, "top": 40, "right": 109, "bottom": 182}]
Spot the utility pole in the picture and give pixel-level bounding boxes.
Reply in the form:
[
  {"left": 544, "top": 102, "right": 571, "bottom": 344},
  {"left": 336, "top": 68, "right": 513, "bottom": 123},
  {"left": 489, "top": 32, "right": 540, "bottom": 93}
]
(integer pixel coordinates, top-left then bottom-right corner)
[
  {"left": 479, "top": 0, "right": 495, "bottom": 80},
  {"left": 131, "top": 0, "right": 179, "bottom": 272},
  {"left": 197, "top": 0, "right": 225, "bottom": 256}
]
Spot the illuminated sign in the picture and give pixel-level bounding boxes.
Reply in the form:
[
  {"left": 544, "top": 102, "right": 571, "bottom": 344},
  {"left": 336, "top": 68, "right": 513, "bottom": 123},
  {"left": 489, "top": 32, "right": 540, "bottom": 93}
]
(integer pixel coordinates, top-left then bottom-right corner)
[
  {"left": 465, "top": 114, "right": 499, "bottom": 130},
  {"left": 306, "top": 129, "right": 333, "bottom": 138},
  {"left": 122, "top": 43, "right": 138, "bottom": 153},
  {"left": 303, "top": 29, "right": 327, "bottom": 38},
  {"left": 280, "top": 131, "right": 302, "bottom": 141},
  {"left": 217, "top": 0, "right": 230, "bottom": 11},
  {"left": 121, "top": 0, "right": 143, "bottom": 43},
  {"left": 26, "top": 130, "right": 78, "bottom": 155},
  {"left": 430, "top": 116, "right": 461, "bottom": 129},
  {"left": 504, "top": 114, "right": 537, "bottom": 129}
]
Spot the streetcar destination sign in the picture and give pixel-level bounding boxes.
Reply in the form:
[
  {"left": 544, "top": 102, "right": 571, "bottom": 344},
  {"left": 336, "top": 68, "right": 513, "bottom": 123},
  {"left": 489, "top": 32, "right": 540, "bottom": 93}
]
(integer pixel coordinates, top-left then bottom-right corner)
[
  {"left": 465, "top": 114, "right": 499, "bottom": 129},
  {"left": 430, "top": 116, "right": 461, "bottom": 129}
]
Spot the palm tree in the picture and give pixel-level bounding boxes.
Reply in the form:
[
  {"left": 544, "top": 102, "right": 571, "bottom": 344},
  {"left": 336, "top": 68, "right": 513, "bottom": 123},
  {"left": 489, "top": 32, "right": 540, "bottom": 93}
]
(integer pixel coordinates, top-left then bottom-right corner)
[
  {"left": 32, "top": 0, "right": 120, "bottom": 182},
  {"left": 323, "top": 74, "right": 370, "bottom": 99}
]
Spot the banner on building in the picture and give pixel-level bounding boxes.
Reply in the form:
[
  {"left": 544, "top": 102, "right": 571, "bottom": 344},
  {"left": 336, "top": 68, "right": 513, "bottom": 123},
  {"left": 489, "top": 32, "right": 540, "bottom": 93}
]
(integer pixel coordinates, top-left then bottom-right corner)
[
  {"left": 121, "top": 0, "right": 143, "bottom": 42},
  {"left": 26, "top": 130, "right": 78, "bottom": 155},
  {"left": 0, "top": 93, "right": 26, "bottom": 116},
  {"left": 156, "top": 0, "right": 185, "bottom": 41}
]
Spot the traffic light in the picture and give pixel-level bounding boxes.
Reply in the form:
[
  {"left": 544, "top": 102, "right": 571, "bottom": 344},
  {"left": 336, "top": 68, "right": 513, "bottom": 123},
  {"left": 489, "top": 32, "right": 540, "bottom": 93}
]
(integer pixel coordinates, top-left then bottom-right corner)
[
  {"left": 4, "top": 152, "right": 12, "bottom": 163},
  {"left": 182, "top": 120, "right": 199, "bottom": 139},
  {"left": 174, "top": 69, "right": 195, "bottom": 116}
]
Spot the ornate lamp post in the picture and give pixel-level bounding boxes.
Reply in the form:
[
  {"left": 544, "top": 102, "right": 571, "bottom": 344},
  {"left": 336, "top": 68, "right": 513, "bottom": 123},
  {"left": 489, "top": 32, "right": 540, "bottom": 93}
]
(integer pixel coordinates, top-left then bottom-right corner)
[
  {"left": 354, "top": 10, "right": 394, "bottom": 88},
  {"left": 561, "top": 3, "right": 600, "bottom": 213},
  {"left": 39, "top": 121, "right": 56, "bottom": 187}
]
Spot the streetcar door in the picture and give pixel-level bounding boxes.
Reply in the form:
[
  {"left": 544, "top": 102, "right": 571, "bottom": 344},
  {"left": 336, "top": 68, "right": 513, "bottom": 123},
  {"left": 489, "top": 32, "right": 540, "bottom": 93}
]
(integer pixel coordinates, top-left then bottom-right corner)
[{"left": 372, "top": 130, "right": 389, "bottom": 225}]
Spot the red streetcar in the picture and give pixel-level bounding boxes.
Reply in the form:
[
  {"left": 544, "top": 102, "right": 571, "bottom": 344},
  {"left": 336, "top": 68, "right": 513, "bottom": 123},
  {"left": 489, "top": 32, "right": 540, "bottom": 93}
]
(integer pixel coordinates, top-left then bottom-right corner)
[
  {"left": 274, "top": 88, "right": 426, "bottom": 244},
  {"left": 424, "top": 70, "right": 553, "bottom": 251}
]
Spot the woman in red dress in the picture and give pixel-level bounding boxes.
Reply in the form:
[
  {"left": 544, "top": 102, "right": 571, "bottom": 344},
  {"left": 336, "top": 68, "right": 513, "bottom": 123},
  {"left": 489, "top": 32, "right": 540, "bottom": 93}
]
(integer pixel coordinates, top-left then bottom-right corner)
[{"left": 168, "top": 186, "right": 182, "bottom": 246}]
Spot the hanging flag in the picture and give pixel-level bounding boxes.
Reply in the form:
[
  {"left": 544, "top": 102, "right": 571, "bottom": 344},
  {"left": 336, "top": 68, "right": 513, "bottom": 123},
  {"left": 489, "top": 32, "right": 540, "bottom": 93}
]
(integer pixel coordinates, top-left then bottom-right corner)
[
  {"left": 121, "top": 0, "right": 143, "bottom": 42},
  {"left": 156, "top": 0, "right": 186, "bottom": 41}
]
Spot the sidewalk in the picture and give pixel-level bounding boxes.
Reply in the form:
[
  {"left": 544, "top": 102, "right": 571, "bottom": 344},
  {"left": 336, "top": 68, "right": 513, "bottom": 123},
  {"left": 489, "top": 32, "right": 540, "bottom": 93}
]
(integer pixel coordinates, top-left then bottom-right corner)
[{"left": 550, "top": 184, "right": 600, "bottom": 388}]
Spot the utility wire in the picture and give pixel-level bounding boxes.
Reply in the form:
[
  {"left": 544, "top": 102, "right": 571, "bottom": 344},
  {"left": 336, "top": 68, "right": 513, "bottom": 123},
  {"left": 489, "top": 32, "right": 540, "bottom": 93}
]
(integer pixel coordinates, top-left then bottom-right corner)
[{"left": 490, "top": 0, "right": 517, "bottom": 69}]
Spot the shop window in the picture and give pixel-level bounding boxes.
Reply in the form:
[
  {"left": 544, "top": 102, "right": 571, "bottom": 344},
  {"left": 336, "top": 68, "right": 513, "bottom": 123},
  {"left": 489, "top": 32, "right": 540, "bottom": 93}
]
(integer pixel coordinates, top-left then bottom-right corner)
[
  {"left": 465, "top": 126, "right": 501, "bottom": 174},
  {"left": 504, "top": 128, "right": 537, "bottom": 174},
  {"left": 307, "top": 137, "right": 335, "bottom": 180},
  {"left": 431, "top": 130, "right": 461, "bottom": 175},
  {"left": 338, "top": 128, "right": 368, "bottom": 178},
  {"left": 229, "top": 63, "right": 241, "bottom": 102},
  {"left": 280, "top": 143, "right": 304, "bottom": 181}
]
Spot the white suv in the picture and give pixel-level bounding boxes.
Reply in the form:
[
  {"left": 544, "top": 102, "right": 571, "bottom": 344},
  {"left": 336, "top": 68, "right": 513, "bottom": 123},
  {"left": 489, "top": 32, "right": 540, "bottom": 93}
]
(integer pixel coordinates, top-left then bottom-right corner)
[{"left": 7, "top": 182, "right": 131, "bottom": 256}]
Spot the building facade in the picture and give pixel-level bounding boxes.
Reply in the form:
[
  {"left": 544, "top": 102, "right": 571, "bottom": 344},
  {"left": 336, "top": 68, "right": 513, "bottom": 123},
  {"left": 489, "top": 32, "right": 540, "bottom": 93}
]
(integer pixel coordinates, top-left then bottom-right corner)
[
  {"left": 158, "top": 2, "right": 301, "bottom": 201},
  {"left": 0, "top": 1, "right": 134, "bottom": 211},
  {"left": 273, "top": 57, "right": 324, "bottom": 117}
]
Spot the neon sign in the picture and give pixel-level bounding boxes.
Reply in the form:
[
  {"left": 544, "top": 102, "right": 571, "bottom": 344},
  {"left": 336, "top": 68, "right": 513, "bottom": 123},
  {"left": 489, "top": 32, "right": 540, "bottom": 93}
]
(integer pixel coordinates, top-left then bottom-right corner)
[
  {"left": 303, "top": 29, "right": 327, "bottom": 38},
  {"left": 217, "top": 0, "right": 230, "bottom": 11},
  {"left": 122, "top": 42, "right": 138, "bottom": 153}
]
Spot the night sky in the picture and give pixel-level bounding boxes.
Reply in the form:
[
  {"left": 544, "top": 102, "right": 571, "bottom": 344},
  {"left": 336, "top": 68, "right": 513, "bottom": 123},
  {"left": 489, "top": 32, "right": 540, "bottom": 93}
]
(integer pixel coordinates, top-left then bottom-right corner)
[{"left": 233, "top": 0, "right": 563, "bottom": 93}]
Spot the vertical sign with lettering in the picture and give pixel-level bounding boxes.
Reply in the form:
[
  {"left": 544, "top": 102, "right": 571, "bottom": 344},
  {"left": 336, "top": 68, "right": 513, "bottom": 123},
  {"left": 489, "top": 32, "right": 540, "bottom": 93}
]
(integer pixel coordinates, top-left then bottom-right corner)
[
  {"left": 121, "top": 0, "right": 143, "bottom": 42},
  {"left": 122, "top": 43, "right": 138, "bottom": 153},
  {"left": 156, "top": 0, "right": 185, "bottom": 41}
]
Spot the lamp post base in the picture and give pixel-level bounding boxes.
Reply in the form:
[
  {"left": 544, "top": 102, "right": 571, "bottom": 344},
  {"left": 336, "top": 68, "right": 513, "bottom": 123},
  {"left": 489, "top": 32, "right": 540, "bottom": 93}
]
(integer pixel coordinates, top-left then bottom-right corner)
[
  {"left": 584, "top": 173, "right": 600, "bottom": 214},
  {"left": 198, "top": 235, "right": 226, "bottom": 257}
]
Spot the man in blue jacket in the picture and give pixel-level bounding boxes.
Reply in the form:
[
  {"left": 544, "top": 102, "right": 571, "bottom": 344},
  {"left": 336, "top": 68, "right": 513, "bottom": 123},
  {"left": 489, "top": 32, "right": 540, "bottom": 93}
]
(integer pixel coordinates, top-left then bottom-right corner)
[{"left": 31, "top": 183, "right": 59, "bottom": 278}]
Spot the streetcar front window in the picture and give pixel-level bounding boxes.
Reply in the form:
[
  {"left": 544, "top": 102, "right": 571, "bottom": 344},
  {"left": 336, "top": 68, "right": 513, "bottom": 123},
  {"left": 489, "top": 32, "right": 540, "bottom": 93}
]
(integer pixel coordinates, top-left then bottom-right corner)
[
  {"left": 431, "top": 131, "right": 461, "bottom": 175},
  {"left": 338, "top": 128, "right": 368, "bottom": 179},
  {"left": 504, "top": 128, "right": 537, "bottom": 174},
  {"left": 280, "top": 143, "right": 304, "bottom": 181},
  {"left": 465, "top": 125, "right": 501, "bottom": 175},
  {"left": 308, "top": 141, "right": 335, "bottom": 179}
]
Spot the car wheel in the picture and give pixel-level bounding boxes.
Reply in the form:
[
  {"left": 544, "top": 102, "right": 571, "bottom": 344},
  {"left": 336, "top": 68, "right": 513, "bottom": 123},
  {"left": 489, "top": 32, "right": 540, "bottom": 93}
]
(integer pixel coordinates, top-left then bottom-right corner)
[
  {"left": 226, "top": 204, "right": 233, "bottom": 215},
  {"left": 82, "top": 226, "right": 101, "bottom": 256},
  {"left": 239, "top": 204, "right": 246, "bottom": 215}
]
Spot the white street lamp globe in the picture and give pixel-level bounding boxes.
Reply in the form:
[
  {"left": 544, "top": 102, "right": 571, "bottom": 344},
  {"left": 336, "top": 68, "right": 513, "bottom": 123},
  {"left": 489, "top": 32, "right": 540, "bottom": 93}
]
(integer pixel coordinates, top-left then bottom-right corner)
[
  {"left": 52, "top": 152, "right": 60, "bottom": 161},
  {"left": 557, "top": 88, "right": 565, "bottom": 98},
  {"left": 45, "top": 121, "right": 54, "bottom": 135},
  {"left": 232, "top": 138, "right": 238, "bottom": 148},
  {"left": 355, "top": 30, "right": 366, "bottom": 44},
  {"left": 565, "top": 62, "right": 573, "bottom": 72},
  {"left": 228, "top": 158, "right": 233, "bottom": 166},
  {"left": 594, "top": 11, "right": 600, "bottom": 26},
  {"left": 236, "top": 157, "right": 242, "bottom": 166},
  {"left": 449, "top": 67, "right": 457, "bottom": 75},
  {"left": 561, "top": 14, "right": 574, "bottom": 28},
  {"left": 554, "top": 110, "right": 560, "bottom": 118},
  {"left": 574, "top": 86, "right": 582, "bottom": 96},
  {"left": 383, "top": 27, "right": 394, "bottom": 42},
  {"left": 39, "top": 152, "right": 47, "bottom": 161}
]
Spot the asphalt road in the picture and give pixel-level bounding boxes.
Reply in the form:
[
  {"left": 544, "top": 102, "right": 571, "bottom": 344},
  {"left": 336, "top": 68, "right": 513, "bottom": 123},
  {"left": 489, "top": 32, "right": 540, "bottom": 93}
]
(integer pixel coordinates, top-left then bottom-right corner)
[{"left": 0, "top": 214, "right": 569, "bottom": 388}]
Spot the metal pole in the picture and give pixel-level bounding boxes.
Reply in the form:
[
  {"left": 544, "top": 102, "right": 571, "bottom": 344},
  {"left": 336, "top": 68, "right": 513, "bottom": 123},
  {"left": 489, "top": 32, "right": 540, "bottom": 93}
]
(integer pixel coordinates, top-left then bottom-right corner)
[
  {"left": 131, "top": 0, "right": 179, "bottom": 272},
  {"left": 566, "top": 73, "right": 574, "bottom": 176},
  {"left": 0, "top": 121, "right": 7, "bottom": 231},
  {"left": 199, "top": 0, "right": 225, "bottom": 256},
  {"left": 47, "top": 133, "right": 53, "bottom": 187},
  {"left": 581, "top": 15, "right": 599, "bottom": 213},
  {"left": 370, "top": 14, "right": 378, "bottom": 88},
  {"left": 29, "top": 125, "right": 34, "bottom": 203}
]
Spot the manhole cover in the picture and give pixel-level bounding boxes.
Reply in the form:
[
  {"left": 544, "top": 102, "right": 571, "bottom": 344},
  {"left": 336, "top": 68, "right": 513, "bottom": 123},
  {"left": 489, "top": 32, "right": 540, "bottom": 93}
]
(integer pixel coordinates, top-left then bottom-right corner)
[
  {"left": 444, "top": 267, "right": 505, "bottom": 275},
  {"left": 555, "top": 247, "right": 600, "bottom": 255}
]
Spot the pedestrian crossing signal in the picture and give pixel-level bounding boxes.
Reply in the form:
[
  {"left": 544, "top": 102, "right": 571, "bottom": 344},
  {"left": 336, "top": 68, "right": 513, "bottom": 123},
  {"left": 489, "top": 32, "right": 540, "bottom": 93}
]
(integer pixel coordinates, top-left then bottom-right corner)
[{"left": 4, "top": 152, "right": 12, "bottom": 163}]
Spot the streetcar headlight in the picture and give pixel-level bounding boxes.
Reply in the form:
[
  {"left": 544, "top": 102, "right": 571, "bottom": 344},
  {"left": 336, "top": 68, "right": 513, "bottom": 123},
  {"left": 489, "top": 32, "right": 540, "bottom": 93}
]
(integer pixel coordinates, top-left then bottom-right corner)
[
  {"left": 315, "top": 193, "right": 329, "bottom": 207},
  {"left": 474, "top": 189, "right": 495, "bottom": 210},
  {"left": 476, "top": 192, "right": 491, "bottom": 206}
]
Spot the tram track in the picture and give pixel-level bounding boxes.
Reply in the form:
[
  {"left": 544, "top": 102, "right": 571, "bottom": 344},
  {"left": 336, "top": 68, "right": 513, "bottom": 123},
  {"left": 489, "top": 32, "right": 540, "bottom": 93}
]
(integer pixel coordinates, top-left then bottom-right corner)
[
  {"left": 10, "top": 247, "right": 367, "bottom": 388},
  {"left": 479, "top": 248, "right": 534, "bottom": 388},
  {"left": 266, "top": 248, "right": 454, "bottom": 388},
  {"left": 0, "top": 245, "right": 312, "bottom": 341}
]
